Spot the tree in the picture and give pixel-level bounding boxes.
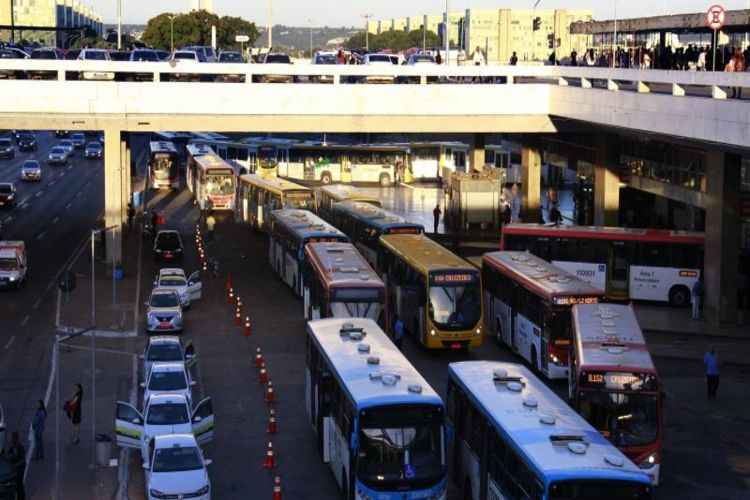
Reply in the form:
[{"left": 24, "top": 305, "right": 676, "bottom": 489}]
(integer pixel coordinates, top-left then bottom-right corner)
[
  {"left": 142, "top": 10, "right": 259, "bottom": 51},
  {"left": 345, "top": 29, "right": 440, "bottom": 52}
]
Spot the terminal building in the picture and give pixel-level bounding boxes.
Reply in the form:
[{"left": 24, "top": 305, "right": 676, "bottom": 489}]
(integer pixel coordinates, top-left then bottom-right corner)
[
  {"left": 368, "top": 8, "right": 592, "bottom": 63},
  {"left": 0, "top": 0, "right": 103, "bottom": 47}
]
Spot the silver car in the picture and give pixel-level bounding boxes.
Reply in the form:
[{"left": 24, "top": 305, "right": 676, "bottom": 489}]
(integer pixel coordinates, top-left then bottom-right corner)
[
  {"left": 47, "top": 146, "right": 69, "bottom": 165},
  {"left": 20, "top": 160, "right": 42, "bottom": 181},
  {"left": 141, "top": 335, "right": 195, "bottom": 381},
  {"left": 145, "top": 288, "right": 184, "bottom": 334}
]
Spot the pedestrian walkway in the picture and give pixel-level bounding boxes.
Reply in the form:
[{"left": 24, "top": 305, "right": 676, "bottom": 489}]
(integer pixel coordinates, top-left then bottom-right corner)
[{"left": 636, "top": 303, "right": 748, "bottom": 339}]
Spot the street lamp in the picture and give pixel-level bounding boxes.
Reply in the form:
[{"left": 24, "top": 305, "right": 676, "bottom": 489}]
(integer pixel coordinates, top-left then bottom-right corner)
[
  {"left": 168, "top": 15, "right": 176, "bottom": 53},
  {"left": 362, "top": 14, "right": 372, "bottom": 52},
  {"left": 444, "top": 0, "right": 450, "bottom": 65},
  {"left": 9, "top": 0, "right": 15, "bottom": 44},
  {"left": 308, "top": 18, "right": 314, "bottom": 57},
  {"left": 267, "top": 0, "right": 273, "bottom": 49},
  {"left": 117, "top": 0, "right": 122, "bottom": 50}
]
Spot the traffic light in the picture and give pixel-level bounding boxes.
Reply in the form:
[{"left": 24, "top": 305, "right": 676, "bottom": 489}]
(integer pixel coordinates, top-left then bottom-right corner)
[
  {"left": 532, "top": 17, "right": 541, "bottom": 31},
  {"left": 547, "top": 33, "right": 554, "bottom": 49}
]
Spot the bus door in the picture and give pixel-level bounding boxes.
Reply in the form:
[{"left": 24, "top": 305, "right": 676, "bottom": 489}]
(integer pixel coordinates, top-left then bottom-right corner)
[
  {"left": 607, "top": 241, "right": 630, "bottom": 299},
  {"left": 317, "top": 371, "right": 334, "bottom": 463},
  {"left": 454, "top": 150, "right": 467, "bottom": 173},
  {"left": 340, "top": 155, "right": 352, "bottom": 184}
]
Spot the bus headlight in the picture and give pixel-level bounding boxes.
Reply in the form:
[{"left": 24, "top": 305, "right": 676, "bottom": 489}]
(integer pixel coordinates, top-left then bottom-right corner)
[
  {"left": 639, "top": 453, "right": 657, "bottom": 468},
  {"left": 430, "top": 329, "right": 436, "bottom": 336},
  {"left": 475, "top": 328, "right": 481, "bottom": 336}
]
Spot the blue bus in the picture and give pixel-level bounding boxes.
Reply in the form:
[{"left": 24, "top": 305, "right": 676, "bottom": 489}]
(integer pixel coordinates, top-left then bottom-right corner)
[
  {"left": 269, "top": 210, "right": 349, "bottom": 296},
  {"left": 306, "top": 318, "right": 448, "bottom": 500},
  {"left": 329, "top": 200, "right": 424, "bottom": 267},
  {"left": 447, "top": 361, "right": 653, "bottom": 500}
]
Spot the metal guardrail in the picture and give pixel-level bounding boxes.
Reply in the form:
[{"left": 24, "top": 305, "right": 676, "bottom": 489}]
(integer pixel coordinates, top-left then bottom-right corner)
[{"left": 0, "top": 60, "right": 749, "bottom": 99}]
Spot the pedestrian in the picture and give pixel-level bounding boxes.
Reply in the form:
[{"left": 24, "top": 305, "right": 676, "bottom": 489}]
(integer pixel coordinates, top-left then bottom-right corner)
[
  {"left": 509, "top": 51, "right": 518, "bottom": 65},
  {"left": 691, "top": 275, "right": 704, "bottom": 320},
  {"left": 64, "top": 383, "right": 83, "bottom": 444},
  {"left": 432, "top": 204, "right": 441, "bottom": 234},
  {"left": 31, "top": 400, "right": 47, "bottom": 461},
  {"left": 336, "top": 49, "right": 346, "bottom": 65},
  {"left": 703, "top": 348, "right": 720, "bottom": 399},
  {"left": 472, "top": 46, "right": 485, "bottom": 66},
  {"left": 697, "top": 48, "right": 706, "bottom": 71},
  {"left": 725, "top": 52, "right": 738, "bottom": 97},
  {"left": 8, "top": 431, "right": 26, "bottom": 500},
  {"left": 126, "top": 203, "right": 135, "bottom": 232},
  {"left": 510, "top": 184, "right": 522, "bottom": 223},
  {"left": 206, "top": 213, "right": 216, "bottom": 242},
  {"left": 435, "top": 50, "right": 442, "bottom": 65},
  {"left": 393, "top": 315, "right": 405, "bottom": 351}
]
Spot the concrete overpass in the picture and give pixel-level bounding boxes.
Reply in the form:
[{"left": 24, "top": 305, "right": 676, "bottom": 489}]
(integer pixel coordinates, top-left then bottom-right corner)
[{"left": 0, "top": 60, "right": 746, "bottom": 326}]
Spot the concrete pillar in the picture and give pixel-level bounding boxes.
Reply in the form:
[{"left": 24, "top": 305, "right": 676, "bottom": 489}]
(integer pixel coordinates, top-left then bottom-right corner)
[
  {"left": 104, "top": 128, "right": 124, "bottom": 264},
  {"left": 704, "top": 152, "right": 740, "bottom": 327},
  {"left": 593, "top": 140, "right": 620, "bottom": 227},
  {"left": 120, "top": 135, "right": 132, "bottom": 212},
  {"left": 471, "top": 133, "right": 485, "bottom": 172},
  {"left": 521, "top": 146, "right": 541, "bottom": 221}
]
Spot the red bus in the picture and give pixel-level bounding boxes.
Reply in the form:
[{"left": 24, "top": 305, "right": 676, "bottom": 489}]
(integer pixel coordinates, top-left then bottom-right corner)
[
  {"left": 302, "top": 242, "right": 385, "bottom": 325},
  {"left": 570, "top": 303, "right": 662, "bottom": 485},
  {"left": 481, "top": 251, "right": 604, "bottom": 380},
  {"left": 501, "top": 223, "right": 704, "bottom": 306}
]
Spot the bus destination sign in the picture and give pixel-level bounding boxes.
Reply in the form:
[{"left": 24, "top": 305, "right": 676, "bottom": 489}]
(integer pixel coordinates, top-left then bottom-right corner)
[
  {"left": 430, "top": 272, "right": 478, "bottom": 285},
  {"left": 552, "top": 296, "right": 599, "bottom": 306},
  {"left": 582, "top": 371, "right": 657, "bottom": 391}
]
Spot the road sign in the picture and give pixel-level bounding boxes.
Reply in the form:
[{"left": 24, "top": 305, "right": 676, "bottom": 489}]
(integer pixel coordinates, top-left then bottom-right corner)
[
  {"left": 235, "top": 35, "right": 250, "bottom": 43},
  {"left": 705, "top": 4, "right": 726, "bottom": 30}
]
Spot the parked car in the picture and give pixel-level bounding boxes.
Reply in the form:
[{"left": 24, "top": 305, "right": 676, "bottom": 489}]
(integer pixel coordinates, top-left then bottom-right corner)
[
  {"left": 257, "top": 53, "right": 293, "bottom": 83},
  {"left": 182, "top": 45, "right": 217, "bottom": 62},
  {"left": 84, "top": 141, "right": 103, "bottom": 159},
  {"left": 155, "top": 50, "right": 170, "bottom": 61},
  {"left": 130, "top": 49, "right": 159, "bottom": 62},
  {"left": 20, "top": 160, "right": 42, "bottom": 181},
  {"left": 142, "top": 362, "right": 195, "bottom": 406},
  {"left": 362, "top": 54, "right": 397, "bottom": 84},
  {"left": 218, "top": 51, "right": 243, "bottom": 63},
  {"left": 145, "top": 288, "right": 184, "bottom": 334},
  {"left": 141, "top": 434, "right": 212, "bottom": 500},
  {"left": 153, "top": 230, "right": 184, "bottom": 262},
  {"left": 142, "top": 335, "right": 195, "bottom": 381},
  {"left": 30, "top": 47, "right": 63, "bottom": 60},
  {"left": 58, "top": 139, "right": 75, "bottom": 155},
  {"left": 407, "top": 53, "right": 436, "bottom": 65},
  {"left": 109, "top": 51, "right": 131, "bottom": 61},
  {"left": 0, "top": 138, "right": 15, "bottom": 159},
  {"left": 171, "top": 50, "right": 201, "bottom": 63},
  {"left": 153, "top": 268, "right": 202, "bottom": 308}
]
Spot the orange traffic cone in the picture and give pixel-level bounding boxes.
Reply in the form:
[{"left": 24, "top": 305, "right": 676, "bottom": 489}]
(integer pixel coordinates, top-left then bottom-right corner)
[
  {"left": 265, "top": 381, "right": 275, "bottom": 404},
  {"left": 228, "top": 288, "right": 234, "bottom": 304},
  {"left": 272, "top": 476, "right": 282, "bottom": 500},
  {"left": 235, "top": 309, "right": 242, "bottom": 326},
  {"left": 259, "top": 366, "right": 268, "bottom": 385},
  {"left": 255, "top": 348, "right": 264, "bottom": 368},
  {"left": 263, "top": 442, "right": 276, "bottom": 469},
  {"left": 244, "top": 317, "right": 252, "bottom": 337},
  {"left": 267, "top": 409, "right": 278, "bottom": 434}
]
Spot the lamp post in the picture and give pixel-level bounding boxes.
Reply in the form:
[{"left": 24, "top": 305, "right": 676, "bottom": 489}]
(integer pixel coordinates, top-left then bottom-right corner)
[
  {"left": 362, "top": 14, "right": 372, "bottom": 52},
  {"left": 612, "top": 0, "right": 618, "bottom": 68},
  {"left": 168, "top": 15, "right": 176, "bottom": 53},
  {"left": 9, "top": 0, "right": 15, "bottom": 44},
  {"left": 116, "top": 0, "right": 122, "bottom": 50},
  {"left": 308, "top": 18, "right": 314, "bottom": 57},
  {"left": 267, "top": 0, "right": 272, "bottom": 49}
]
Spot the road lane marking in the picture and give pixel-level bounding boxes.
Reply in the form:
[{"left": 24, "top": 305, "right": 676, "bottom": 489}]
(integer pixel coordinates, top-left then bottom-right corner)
[
  {"left": 49, "top": 180, "right": 56, "bottom": 186},
  {"left": 76, "top": 191, "right": 83, "bottom": 198},
  {"left": 65, "top": 202, "right": 72, "bottom": 210},
  {"left": 36, "top": 232, "right": 46, "bottom": 240},
  {"left": 32, "top": 298, "right": 42, "bottom": 309},
  {"left": 51, "top": 216, "right": 59, "bottom": 224},
  {"left": 4, "top": 336, "right": 14, "bottom": 349},
  {"left": 20, "top": 315, "right": 29, "bottom": 327},
  {"left": 35, "top": 191, "right": 43, "bottom": 197},
  {"left": 67, "top": 165, "right": 73, "bottom": 170},
  {"left": 19, "top": 203, "right": 28, "bottom": 210}
]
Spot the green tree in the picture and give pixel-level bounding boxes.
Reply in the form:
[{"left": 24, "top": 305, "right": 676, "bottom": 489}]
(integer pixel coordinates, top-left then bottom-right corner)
[
  {"left": 142, "top": 10, "right": 259, "bottom": 51},
  {"left": 345, "top": 29, "right": 440, "bottom": 52}
]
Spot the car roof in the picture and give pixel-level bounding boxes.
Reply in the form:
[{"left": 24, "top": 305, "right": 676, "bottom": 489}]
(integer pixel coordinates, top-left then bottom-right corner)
[
  {"left": 159, "top": 268, "right": 186, "bottom": 277},
  {"left": 22, "top": 159, "right": 39, "bottom": 165},
  {"left": 153, "top": 433, "right": 197, "bottom": 448},
  {"left": 147, "top": 335, "right": 181, "bottom": 345},
  {"left": 147, "top": 393, "right": 188, "bottom": 405},
  {"left": 150, "top": 361, "right": 186, "bottom": 371},
  {"left": 157, "top": 230, "right": 180, "bottom": 236},
  {"left": 151, "top": 287, "right": 180, "bottom": 296}
]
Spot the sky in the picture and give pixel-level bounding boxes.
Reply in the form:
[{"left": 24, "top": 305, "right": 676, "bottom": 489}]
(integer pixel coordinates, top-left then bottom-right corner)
[{"left": 103, "top": 0, "right": 750, "bottom": 26}]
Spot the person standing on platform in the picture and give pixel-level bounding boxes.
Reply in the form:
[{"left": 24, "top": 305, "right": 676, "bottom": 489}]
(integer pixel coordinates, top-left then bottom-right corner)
[
  {"left": 704, "top": 348, "right": 720, "bottom": 400},
  {"left": 393, "top": 315, "right": 405, "bottom": 351},
  {"left": 692, "top": 275, "right": 704, "bottom": 320},
  {"left": 432, "top": 205, "right": 441, "bottom": 234},
  {"left": 510, "top": 184, "right": 522, "bottom": 223},
  {"left": 31, "top": 400, "right": 47, "bottom": 461}
]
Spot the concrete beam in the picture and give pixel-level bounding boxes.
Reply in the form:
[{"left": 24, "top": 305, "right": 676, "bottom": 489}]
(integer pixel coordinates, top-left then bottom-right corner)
[
  {"left": 570, "top": 9, "right": 750, "bottom": 34},
  {"left": 521, "top": 146, "right": 541, "bottom": 221}
]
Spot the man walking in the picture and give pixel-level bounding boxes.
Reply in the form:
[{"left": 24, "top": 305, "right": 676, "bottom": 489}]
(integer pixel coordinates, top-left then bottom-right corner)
[
  {"left": 65, "top": 383, "right": 83, "bottom": 444},
  {"left": 704, "top": 348, "right": 720, "bottom": 399},
  {"left": 432, "top": 204, "right": 441, "bottom": 234},
  {"left": 31, "top": 400, "right": 47, "bottom": 461},
  {"left": 8, "top": 431, "right": 26, "bottom": 500},
  {"left": 393, "top": 315, "right": 405, "bottom": 351},
  {"left": 691, "top": 276, "right": 704, "bottom": 320}
]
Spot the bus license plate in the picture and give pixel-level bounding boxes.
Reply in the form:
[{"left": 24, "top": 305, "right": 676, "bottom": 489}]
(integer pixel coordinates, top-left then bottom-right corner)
[
  {"left": 159, "top": 322, "right": 171, "bottom": 329},
  {"left": 450, "top": 343, "right": 462, "bottom": 350},
  {"left": 164, "top": 252, "right": 172, "bottom": 258}
]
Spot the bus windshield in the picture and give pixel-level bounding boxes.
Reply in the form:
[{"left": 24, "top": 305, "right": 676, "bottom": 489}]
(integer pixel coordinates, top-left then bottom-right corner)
[
  {"left": 285, "top": 193, "right": 314, "bottom": 210},
  {"left": 206, "top": 173, "right": 234, "bottom": 196},
  {"left": 152, "top": 154, "right": 174, "bottom": 176},
  {"left": 428, "top": 280, "right": 481, "bottom": 331},
  {"left": 330, "top": 288, "right": 382, "bottom": 320},
  {"left": 259, "top": 147, "right": 277, "bottom": 168},
  {"left": 549, "top": 480, "right": 652, "bottom": 499},
  {"left": 0, "top": 257, "right": 18, "bottom": 271},
  {"left": 578, "top": 392, "right": 659, "bottom": 447},
  {"left": 357, "top": 405, "right": 444, "bottom": 490}
]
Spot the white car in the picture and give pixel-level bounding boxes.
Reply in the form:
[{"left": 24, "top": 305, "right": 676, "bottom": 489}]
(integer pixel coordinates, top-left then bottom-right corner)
[
  {"left": 78, "top": 48, "right": 111, "bottom": 61},
  {"left": 153, "top": 268, "right": 202, "bottom": 308},
  {"left": 115, "top": 393, "right": 213, "bottom": 464},
  {"left": 0, "top": 403, "right": 5, "bottom": 451},
  {"left": 47, "top": 146, "right": 69, "bottom": 165},
  {"left": 145, "top": 288, "right": 184, "bottom": 334},
  {"left": 142, "top": 362, "right": 195, "bottom": 406},
  {"left": 20, "top": 160, "right": 42, "bottom": 181},
  {"left": 142, "top": 336, "right": 195, "bottom": 381},
  {"left": 171, "top": 50, "right": 201, "bottom": 63},
  {"left": 144, "top": 434, "right": 212, "bottom": 500},
  {"left": 362, "top": 53, "right": 396, "bottom": 84}
]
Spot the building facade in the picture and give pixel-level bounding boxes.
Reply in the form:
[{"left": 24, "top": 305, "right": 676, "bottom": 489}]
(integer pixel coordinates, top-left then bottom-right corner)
[
  {"left": 1, "top": 0, "right": 103, "bottom": 46},
  {"left": 191, "top": 0, "right": 214, "bottom": 13}
]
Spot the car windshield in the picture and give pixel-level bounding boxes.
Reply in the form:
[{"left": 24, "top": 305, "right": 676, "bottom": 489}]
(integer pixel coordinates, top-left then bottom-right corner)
[
  {"left": 150, "top": 293, "right": 179, "bottom": 308},
  {"left": 428, "top": 276, "right": 481, "bottom": 331},
  {"left": 0, "top": 140, "right": 11, "bottom": 147},
  {"left": 316, "top": 54, "right": 337, "bottom": 64},
  {"left": 146, "top": 403, "right": 188, "bottom": 425},
  {"left": 549, "top": 480, "right": 652, "bottom": 500},
  {"left": 72, "top": 134, "right": 84, "bottom": 140},
  {"left": 147, "top": 343, "right": 183, "bottom": 362},
  {"left": 220, "top": 53, "right": 242, "bottom": 62},
  {"left": 23, "top": 161, "right": 39, "bottom": 168},
  {"left": 357, "top": 405, "right": 445, "bottom": 490},
  {"left": 152, "top": 446, "right": 203, "bottom": 473},
  {"left": 412, "top": 55, "right": 435, "bottom": 63},
  {"left": 60, "top": 141, "right": 72, "bottom": 147},
  {"left": 148, "top": 370, "right": 187, "bottom": 391},
  {"left": 51, "top": 147, "right": 65, "bottom": 154},
  {"left": 578, "top": 391, "right": 659, "bottom": 447},
  {"left": 31, "top": 50, "right": 56, "bottom": 59},
  {"left": 156, "top": 233, "right": 181, "bottom": 250},
  {"left": 174, "top": 52, "right": 196, "bottom": 60},
  {"left": 160, "top": 277, "right": 186, "bottom": 287},
  {"left": 0, "top": 185, "right": 12, "bottom": 193},
  {"left": 368, "top": 55, "right": 391, "bottom": 63},
  {"left": 85, "top": 51, "right": 107, "bottom": 60},
  {"left": 0, "top": 257, "right": 18, "bottom": 270},
  {"left": 86, "top": 143, "right": 101, "bottom": 150},
  {"left": 19, "top": 134, "right": 34, "bottom": 140},
  {"left": 205, "top": 174, "right": 234, "bottom": 196},
  {"left": 265, "top": 54, "right": 290, "bottom": 63},
  {"left": 110, "top": 52, "right": 130, "bottom": 61},
  {"left": 132, "top": 51, "right": 157, "bottom": 61}
]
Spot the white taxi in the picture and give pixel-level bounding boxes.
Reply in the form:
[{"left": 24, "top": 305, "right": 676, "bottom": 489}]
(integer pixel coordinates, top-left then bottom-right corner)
[
  {"left": 145, "top": 288, "right": 184, "bottom": 334},
  {"left": 142, "top": 362, "right": 195, "bottom": 406},
  {"left": 141, "top": 336, "right": 196, "bottom": 381},
  {"left": 145, "top": 434, "right": 212, "bottom": 500},
  {"left": 153, "top": 268, "right": 202, "bottom": 309}
]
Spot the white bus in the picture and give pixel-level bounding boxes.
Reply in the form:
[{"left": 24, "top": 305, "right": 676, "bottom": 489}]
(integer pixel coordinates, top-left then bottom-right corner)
[
  {"left": 316, "top": 184, "right": 382, "bottom": 222},
  {"left": 305, "top": 318, "right": 448, "bottom": 500},
  {"left": 481, "top": 251, "right": 604, "bottom": 380},
  {"left": 237, "top": 174, "right": 315, "bottom": 232},
  {"left": 406, "top": 141, "right": 469, "bottom": 182},
  {"left": 148, "top": 141, "right": 180, "bottom": 190},
  {"left": 185, "top": 143, "right": 238, "bottom": 211},
  {"left": 448, "top": 361, "right": 653, "bottom": 500},
  {"left": 268, "top": 209, "right": 349, "bottom": 296}
]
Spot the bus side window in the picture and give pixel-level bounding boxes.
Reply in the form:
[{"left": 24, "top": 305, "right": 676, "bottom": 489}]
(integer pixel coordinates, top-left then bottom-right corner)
[{"left": 488, "top": 429, "right": 509, "bottom": 491}]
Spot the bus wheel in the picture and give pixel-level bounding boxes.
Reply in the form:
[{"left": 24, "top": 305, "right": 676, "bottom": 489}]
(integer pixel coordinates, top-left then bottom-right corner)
[
  {"left": 379, "top": 173, "right": 391, "bottom": 187},
  {"left": 669, "top": 285, "right": 690, "bottom": 307},
  {"left": 530, "top": 347, "right": 539, "bottom": 374},
  {"left": 320, "top": 172, "right": 332, "bottom": 185}
]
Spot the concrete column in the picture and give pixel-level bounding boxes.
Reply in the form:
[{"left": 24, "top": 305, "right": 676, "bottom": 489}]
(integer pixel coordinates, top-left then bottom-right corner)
[
  {"left": 471, "top": 133, "right": 485, "bottom": 172},
  {"left": 120, "top": 135, "right": 132, "bottom": 212},
  {"left": 104, "top": 128, "right": 124, "bottom": 264},
  {"left": 704, "top": 152, "right": 741, "bottom": 327},
  {"left": 521, "top": 146, "right": 541, "bottom": 221},
  {"left": 593, "top": 140, "right": 620, "bottom": 227}
]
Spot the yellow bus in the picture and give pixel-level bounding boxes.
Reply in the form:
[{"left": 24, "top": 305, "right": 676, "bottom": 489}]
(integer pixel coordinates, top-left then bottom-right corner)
[
  {"left": 236, "top": 174, "right": 315, "bottom": 232},
  {"left": 316, "top": 184, "right": 382, "bottom": 222},
  {"left": 377, "top": 234, "right": 483, "bottom": 350}
]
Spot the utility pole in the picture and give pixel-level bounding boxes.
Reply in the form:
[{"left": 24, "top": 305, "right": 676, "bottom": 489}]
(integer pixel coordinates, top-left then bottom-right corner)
[
  {"left": 168, "top": 15, "right": 176, "bottom": 53},
  {"left": 117, "top": 0, "right": 122, "bottom": 50},
  {"left": 267, "top": 0, "right": 272, "bottom": 49},
  {"left": 444, "top": 0, "right": 450, "bottom": 65},
  {"left": 362, "top": 14, "right": 372, "bottom": 52},
  {"left": 533, "top": 0, "right": 541, "bottom": 62},
  {"left": 9, "top": 0, "right": 15, "bottom": 44},
  {"left": 308, "top": 18, "right": 313, "bottom": 57}
]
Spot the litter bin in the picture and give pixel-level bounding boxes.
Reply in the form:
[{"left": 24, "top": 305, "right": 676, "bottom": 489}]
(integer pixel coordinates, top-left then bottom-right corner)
[
  {"left": 114, "top": 265, "right": 124, "bottom": 281},
  {"left": 95, "top": 433, "right": 112, "bottom": 466}
]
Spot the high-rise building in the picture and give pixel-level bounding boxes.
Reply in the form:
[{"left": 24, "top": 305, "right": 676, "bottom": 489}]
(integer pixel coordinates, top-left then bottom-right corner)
[
  {"left": 0, "top": 0, "right": 103, "bottom": 47},
  {"left": 191, "top": 0, "right": 214, "bottom": 13}
]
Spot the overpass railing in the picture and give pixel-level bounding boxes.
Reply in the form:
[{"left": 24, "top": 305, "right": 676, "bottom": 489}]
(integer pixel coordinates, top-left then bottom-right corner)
[{"left": 0, "top": 60, "right": 749, "bottom": 99}]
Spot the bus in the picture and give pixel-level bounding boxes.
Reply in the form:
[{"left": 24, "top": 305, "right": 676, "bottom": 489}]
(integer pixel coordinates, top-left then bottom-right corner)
[
  {"left": 316, "top": 184, "right": 382, "bottom": 222},
  {"left": 241, "top": 137, "right": 296, "bottom": 177},
  {"left": 305, "top": 318, "right": 448, "bottom": 500},
  {"left": 484, "top": 144, "right": 522, "bottom": 184},
  {"left": 148, "top": 141, "right": 180, "bottom": 190},
  {"left": 570, "top": 303, "right": 662, "bottom": 485},
  {"left": 237, "top": 174, "right": 315, "bottom": 232},
  {"left": 278, "top": 143, "right": 406, "bottom": 187},
  {"left": 330, "top": 200, "right": 424, "bottom": 267},
  {"left": 406, "top": 141, "right": 469, "bottom": 182},
  {"left": 378, "top": 234, "right": 483, "bottom": 350},
  {"left": 501, "top": 223, "right": 704, "bottom": 306},
  {"left": 481, "top": 251, "right": 603, "bottom": 379},
  {"left": 447, "top": 361, "right": 653, "bottom": 500},
  {"left": 268, "top": 209, "right": 349, "bottom": 296},
  {"left": 303, "top": 242, "right": 385, "bottom": 323},
  {"left": 185, "top": 143, "right": 238, "bottom": 211},
  {"left": 153, "top": 132, "right": 194, "bottom": 167}
]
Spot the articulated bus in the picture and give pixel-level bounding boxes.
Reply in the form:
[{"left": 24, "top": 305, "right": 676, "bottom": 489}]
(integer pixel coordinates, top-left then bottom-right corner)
[
  {"left": 571, "top": 303, "right": 662, "bottom": 485},
  {"left": 501, "top": 224, "right": 704, "bottom": 306},
  {"left": 237, "top": 174, "right": 315, "bottom": 232},
  {"left": 406, "top": 141, "right": 469, "bottom": 182},
  {"left": 378, "top": 234, "right": 483, "bottom": 350},
  {"left": 302, "top": 242, "right": 385, "bottom": 323},
  {"left": 148, "top": 141, "right": 180, "bottom": 190},
  {"left": 185, "top": 143, "right": 238, "bottom": 211},
  {"left": 316, "top": 184, "right": 382, "bottom": 222},
  {"left": 268, "top": 209, "right": 349, "bottom": 296},
  {"left": 330, "top": 201, "right": 424, "bottom": 267},
  {"left": 481, "top": 251, "right": 604, "bottom": 380},
  {"left": 278, "top": 143, "right": 405, "bottom": 187},
  {"left": 448, "top": 361, "right": 653, "bottom": 500},
  {"left": 306, "top": 318, "right": 448, "bottom": 500}
]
